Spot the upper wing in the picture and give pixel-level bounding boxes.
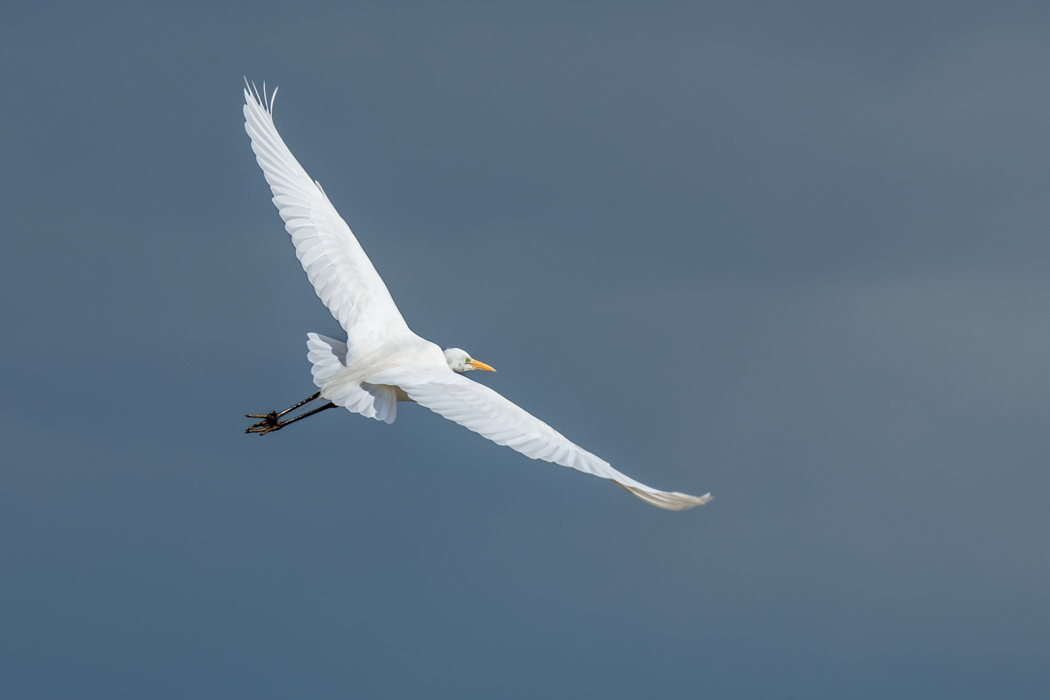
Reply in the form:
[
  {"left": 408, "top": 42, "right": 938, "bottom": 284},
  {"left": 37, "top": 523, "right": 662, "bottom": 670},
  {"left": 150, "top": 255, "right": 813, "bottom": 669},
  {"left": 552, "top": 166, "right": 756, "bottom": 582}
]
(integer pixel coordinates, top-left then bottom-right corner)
[
  {"left": 385, "top": 368, "right": 712, "bottom": 511},
  {"left": 243, "top": 85, "right": 410, "bottom": 345}
]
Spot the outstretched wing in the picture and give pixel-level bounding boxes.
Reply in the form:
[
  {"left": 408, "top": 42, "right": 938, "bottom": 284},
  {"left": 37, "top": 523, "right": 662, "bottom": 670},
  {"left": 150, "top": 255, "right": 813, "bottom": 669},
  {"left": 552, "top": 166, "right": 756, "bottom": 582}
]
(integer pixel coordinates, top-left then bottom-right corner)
[
  {"left": 383, "top": 368, "right": 712, "bottom": 510},
  {"left": 243, "top": 85, "right": 410, "bottom": 346}
]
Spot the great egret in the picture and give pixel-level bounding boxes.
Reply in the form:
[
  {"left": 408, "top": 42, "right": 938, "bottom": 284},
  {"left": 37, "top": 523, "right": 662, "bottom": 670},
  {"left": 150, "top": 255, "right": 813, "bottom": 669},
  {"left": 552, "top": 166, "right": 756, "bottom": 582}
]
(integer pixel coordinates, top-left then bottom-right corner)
[{"left": 242, "top": 84, "right": 712, "bottom": 511}]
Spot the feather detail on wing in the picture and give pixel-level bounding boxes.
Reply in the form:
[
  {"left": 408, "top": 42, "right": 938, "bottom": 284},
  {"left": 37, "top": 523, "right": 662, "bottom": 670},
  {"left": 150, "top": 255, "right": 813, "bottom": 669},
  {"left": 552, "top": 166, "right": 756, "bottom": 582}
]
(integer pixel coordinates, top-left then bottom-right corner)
[
  {"left": 243, "top": 85, "right": 410, "bottom": 348},
  {"left": 387, "top": 369, "right": 712, "bottom": 511}
]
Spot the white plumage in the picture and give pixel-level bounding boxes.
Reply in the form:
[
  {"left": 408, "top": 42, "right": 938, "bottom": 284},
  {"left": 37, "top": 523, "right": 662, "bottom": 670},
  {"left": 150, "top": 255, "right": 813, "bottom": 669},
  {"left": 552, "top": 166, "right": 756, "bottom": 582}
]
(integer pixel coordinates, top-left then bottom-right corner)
[{"left": 243, "top": 84, "right": 712, "bottom": 511}]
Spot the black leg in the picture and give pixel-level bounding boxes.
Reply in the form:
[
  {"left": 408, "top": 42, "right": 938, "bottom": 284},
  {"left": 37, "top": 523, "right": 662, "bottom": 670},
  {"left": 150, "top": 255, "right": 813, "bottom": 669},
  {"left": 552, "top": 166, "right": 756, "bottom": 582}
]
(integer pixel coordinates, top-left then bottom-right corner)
[
  {"left": 269, "top": 401, "right": 337, "bottom": 429},
  {"left": 247, "top": 391, "right": 321, "bottom": 420},
  {"left": 246, "top": 392, "right": 336, "bottom": 435}
]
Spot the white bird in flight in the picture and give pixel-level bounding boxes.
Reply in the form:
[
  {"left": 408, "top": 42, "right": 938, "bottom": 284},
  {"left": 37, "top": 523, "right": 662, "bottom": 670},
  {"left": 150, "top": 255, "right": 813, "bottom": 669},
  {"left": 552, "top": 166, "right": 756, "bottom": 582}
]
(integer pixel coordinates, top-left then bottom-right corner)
[{"left": 242, "top": 83, "right": 712, "bottom": 511}]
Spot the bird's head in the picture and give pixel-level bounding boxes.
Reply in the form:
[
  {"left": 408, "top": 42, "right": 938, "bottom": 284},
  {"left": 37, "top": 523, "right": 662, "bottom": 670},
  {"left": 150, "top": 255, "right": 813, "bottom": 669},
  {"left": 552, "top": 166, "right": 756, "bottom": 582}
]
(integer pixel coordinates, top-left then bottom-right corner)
[{"left": 444, "top": 348, "right": 496, "bottom": 374}]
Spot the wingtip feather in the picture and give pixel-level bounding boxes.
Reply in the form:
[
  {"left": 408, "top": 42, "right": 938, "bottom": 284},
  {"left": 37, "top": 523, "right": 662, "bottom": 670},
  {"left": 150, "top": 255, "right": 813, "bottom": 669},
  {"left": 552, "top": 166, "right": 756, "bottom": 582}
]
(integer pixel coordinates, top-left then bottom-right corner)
[{"left": 617, "top": 483, "right": 713, "bottom": 511}]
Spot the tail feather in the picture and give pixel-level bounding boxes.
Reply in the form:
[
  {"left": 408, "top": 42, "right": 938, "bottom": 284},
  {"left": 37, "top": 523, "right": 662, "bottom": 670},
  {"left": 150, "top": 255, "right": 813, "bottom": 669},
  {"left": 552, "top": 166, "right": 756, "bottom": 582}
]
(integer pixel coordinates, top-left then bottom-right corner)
[{"left": 305, "top": 333, "right": 396, "bottom": 423}]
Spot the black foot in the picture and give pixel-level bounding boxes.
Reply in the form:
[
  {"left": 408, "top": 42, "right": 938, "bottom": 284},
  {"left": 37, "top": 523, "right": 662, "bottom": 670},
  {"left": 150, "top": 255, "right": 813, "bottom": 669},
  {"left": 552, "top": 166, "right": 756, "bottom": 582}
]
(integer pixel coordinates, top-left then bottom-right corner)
[
  {"left": 245, "top": 392, "right": 337, "bottom": 436},
  {"left": 245, "top": 411, "right": 285, "bottom": 435}
]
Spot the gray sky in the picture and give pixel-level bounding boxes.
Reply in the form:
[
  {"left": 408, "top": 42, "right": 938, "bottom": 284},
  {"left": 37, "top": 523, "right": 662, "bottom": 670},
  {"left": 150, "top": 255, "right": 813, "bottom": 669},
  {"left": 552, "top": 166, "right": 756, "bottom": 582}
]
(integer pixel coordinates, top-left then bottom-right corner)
[{"left": 2, "top": 2, "right": 1049, "bottom": 698}]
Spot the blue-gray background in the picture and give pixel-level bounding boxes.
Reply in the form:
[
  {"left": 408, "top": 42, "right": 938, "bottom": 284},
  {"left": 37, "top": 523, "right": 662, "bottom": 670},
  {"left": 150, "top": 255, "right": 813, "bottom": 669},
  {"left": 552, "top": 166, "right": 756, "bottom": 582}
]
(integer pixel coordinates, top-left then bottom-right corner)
[{"left": 2, "top": 2, "right": 1048, "bottom": 698}]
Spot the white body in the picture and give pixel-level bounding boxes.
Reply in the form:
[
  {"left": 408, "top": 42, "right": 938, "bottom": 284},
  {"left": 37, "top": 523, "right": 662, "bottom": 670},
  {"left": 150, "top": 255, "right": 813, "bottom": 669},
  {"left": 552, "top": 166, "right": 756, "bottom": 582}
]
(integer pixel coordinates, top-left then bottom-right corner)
[{"left": 244, "top": 85, "right": 711, "bottom": 510}]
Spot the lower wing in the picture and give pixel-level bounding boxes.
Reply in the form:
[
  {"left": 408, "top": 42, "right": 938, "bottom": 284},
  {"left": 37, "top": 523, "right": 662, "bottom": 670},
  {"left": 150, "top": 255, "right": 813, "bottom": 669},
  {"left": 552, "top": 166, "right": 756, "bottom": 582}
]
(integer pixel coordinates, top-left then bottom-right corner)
[{"left": 381, "top": 368, "right": 712, "bottom": 511}]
